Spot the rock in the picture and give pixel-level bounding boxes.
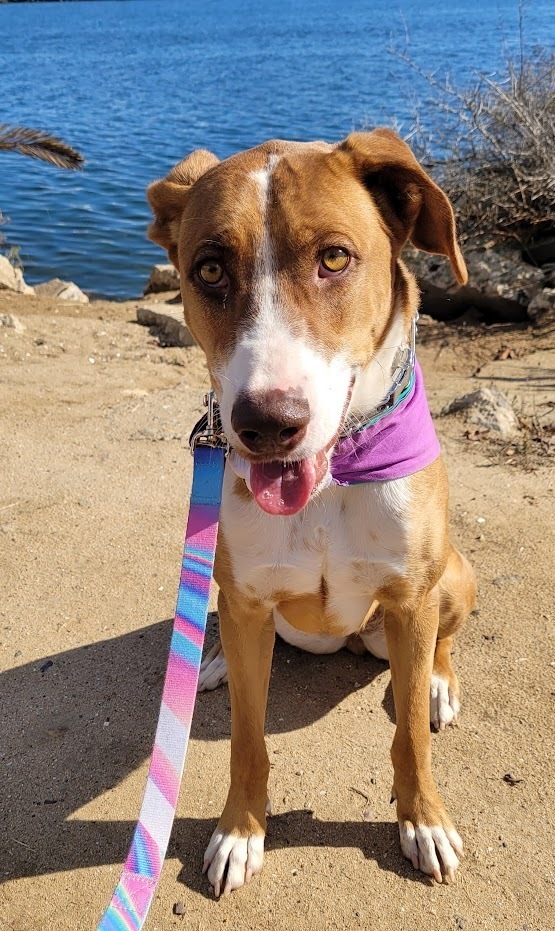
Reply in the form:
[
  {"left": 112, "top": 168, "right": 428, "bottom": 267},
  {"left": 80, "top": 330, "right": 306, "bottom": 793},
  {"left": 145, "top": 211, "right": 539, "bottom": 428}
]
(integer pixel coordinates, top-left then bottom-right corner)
[
  {"left": 136, "top": 302, "right": 194, "bottom": 347},
  {"left": 144, "top": 263, "right": 180, "bottom": 294},
  {"left": 527, "top": 288, "right": 555, "bottom": 328},
  {"left": 405, "top": 243, "right": 545, "bottom": 323},
  {"left": 0, "top": 254, "right": 35, "bottom": 295},
  {"left": 442, "top": 387, "right": 520, "bottom": 438},
  {"left": 475, "top": 350, "right": 555, "bottom": 432},
  {"left": 465, "top": 246, "right": 544, "bottom": 305},
  {"left": 0, "top": 313, "right": 25, "bottom": 332},
  {"left": 33, "top": 278, "right": 89, "bottom": 303}
]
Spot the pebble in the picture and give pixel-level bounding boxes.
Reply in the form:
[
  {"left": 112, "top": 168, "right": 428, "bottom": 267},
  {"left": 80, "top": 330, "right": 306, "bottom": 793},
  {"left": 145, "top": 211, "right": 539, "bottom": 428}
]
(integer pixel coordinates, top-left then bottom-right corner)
[{"left": 173, "top": 901, "right": 186, "bottom": 916}]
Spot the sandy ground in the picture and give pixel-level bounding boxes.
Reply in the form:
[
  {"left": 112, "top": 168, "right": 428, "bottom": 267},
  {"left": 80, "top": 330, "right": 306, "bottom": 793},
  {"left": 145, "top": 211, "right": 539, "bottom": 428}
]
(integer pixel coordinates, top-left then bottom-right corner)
[{"left": 1, "top": 291, "right": 554, "bottom": 931}]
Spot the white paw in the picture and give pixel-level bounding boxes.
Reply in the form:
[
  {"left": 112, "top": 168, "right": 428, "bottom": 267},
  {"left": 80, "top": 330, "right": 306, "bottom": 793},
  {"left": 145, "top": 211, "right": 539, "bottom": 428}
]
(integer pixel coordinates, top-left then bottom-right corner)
[
  {"left": 399, "top": 822, "right": 463, "bottom": 883},
  {"left": 430, "top": 674, "right": 460, "bottom": 730},
  {"left": 198, "top": 643, "right": 228, "bottom": 692},
  {"left": 203, "top": 829, "right": 264, "bottom": 897}
]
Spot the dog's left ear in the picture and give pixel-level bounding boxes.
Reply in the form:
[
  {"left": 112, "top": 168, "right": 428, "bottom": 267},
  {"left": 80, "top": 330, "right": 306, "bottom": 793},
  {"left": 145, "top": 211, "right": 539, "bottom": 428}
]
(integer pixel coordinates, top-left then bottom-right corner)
[{"left": 338, "top": 129, "right": 467, "bottom": 284}]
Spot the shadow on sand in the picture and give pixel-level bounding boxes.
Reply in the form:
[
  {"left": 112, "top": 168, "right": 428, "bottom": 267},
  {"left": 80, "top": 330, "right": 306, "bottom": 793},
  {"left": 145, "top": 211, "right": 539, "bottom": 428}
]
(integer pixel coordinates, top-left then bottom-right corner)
[{"left": 1, "top": 613, "right": 415, "bottom": 894}]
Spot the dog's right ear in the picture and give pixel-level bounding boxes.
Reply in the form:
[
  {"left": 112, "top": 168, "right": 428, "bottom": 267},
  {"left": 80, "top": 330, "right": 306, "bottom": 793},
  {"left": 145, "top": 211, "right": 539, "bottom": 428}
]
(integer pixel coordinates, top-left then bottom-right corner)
[{"left": 147, "top": 149, "right": 220, "bottom": 268}]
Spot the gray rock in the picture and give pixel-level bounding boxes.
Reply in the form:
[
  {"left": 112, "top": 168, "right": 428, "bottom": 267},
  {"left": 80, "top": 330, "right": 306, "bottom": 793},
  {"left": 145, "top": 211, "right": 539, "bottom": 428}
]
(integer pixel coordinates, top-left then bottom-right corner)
[
  {"left": 34, "top": 278, "right": 89, "bottom": 303},
  {"left": 0, "top": 313, "right": 26, "bottom": 332},
  {"left": 143, "top": 263, "right": 180, "bottom": 294},
  {"left": 527, "top": 288, "right": 555, "bottom": 328},
  {"left": 405, "top": 243, "right": 545, "bottom": 323},
  {"left": 136, "top": 302, "right": 194, "bottom": 347},
  {"left": 442, "top": 387, "right": 520, "bottom": 438},
  {"left": 0, "top": 254, "right": 35, "bottom": 295}
]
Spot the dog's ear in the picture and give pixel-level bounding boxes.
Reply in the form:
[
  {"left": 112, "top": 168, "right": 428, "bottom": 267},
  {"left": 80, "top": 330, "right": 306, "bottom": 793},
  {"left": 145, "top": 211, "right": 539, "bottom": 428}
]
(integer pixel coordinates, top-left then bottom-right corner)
[
  {"left": 147, "top": 149, "right": 220, "bottom": 268},
  {"left": 338, "top": 129, "right": 467, "bottom": 284}
]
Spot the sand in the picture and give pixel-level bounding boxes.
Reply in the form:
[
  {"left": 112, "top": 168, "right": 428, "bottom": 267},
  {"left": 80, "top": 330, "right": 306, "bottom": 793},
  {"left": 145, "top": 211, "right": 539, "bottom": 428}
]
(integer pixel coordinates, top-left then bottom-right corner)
[{"left": 1, "top": 291, "right": 554, "bottom": 931}]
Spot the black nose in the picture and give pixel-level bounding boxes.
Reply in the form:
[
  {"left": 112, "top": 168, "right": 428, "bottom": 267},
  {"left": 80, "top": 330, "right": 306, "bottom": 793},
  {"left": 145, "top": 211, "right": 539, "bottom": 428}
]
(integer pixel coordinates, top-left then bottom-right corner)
[{"left": 231, "top": 389, "right": 310, "bottom": 456}]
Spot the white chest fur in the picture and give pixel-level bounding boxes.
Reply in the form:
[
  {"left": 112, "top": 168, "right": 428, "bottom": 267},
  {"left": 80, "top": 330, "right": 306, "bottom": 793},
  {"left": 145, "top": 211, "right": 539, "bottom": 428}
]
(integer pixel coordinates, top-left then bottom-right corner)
[{"left": 220, "top": 467, "right": 412, "bottom": 636}]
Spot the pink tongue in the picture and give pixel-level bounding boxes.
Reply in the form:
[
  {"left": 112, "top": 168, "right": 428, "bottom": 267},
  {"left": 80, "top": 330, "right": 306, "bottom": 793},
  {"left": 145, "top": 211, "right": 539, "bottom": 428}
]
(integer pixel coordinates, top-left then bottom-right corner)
[{"left": 250, "top": 458, "right": 317, "bottom": 516}]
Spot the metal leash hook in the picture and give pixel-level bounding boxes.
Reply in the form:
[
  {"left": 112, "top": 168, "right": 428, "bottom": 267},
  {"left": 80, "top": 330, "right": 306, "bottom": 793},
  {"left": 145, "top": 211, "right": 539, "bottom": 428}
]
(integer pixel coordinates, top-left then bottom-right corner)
[{"left": 189, "top": 390, "right": 228, "bottom": 454}]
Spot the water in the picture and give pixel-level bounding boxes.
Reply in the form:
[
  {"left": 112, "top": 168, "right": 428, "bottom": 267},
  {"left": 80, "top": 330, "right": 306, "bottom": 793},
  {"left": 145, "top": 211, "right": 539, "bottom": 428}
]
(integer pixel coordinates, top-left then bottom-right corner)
[{"left": 0, "top": 0, "right": 553, "bottom": 298}]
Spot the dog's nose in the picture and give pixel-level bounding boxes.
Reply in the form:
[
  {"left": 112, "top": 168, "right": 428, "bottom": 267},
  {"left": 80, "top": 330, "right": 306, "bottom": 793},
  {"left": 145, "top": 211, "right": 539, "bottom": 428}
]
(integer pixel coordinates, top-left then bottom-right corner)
[{"left": 231, "top": 389, "right": 310, "bottom": 456}]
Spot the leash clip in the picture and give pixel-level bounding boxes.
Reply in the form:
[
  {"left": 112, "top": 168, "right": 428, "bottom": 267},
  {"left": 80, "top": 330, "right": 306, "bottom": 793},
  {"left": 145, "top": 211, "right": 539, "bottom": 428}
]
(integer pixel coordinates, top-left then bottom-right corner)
[{"left": 189, "top": 390, "right": 229, "bottom": 455}]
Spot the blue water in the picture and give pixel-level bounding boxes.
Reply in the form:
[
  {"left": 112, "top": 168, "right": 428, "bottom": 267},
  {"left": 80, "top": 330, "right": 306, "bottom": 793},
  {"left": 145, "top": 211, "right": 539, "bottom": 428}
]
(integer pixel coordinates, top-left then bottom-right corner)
[{"left": 0, "top": 0, "right": 553, "bottom": 297}]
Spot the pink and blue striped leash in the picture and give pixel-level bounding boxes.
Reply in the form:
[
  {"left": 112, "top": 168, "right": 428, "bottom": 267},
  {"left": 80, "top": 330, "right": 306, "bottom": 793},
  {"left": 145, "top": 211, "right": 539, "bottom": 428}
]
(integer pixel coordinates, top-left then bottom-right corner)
[{"left": 97, "top": 407, "right": 226, "bottom": 931}]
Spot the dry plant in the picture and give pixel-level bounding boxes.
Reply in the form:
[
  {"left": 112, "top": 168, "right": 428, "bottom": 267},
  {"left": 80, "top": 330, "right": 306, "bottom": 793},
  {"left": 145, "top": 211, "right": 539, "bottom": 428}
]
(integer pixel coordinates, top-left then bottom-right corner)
[
  {"left": 389, "top": 17, "right": 555, "bottom": 247},
  {"left": 0, "top": 124, "right": 84, "bottom": 171},
  {"left": 0, "top": 125, "right": 84, "bottom": 263}
]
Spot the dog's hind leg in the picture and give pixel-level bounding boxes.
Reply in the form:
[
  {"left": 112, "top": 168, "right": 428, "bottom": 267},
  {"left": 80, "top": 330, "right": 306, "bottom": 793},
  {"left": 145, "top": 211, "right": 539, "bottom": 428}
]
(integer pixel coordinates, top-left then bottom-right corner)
[
  {"left": 430, "top": 545, "right": 476, "bottom": 730},
  {"left": 198, "top": 607, "right": 349, "bottom": 692},
  {"left": 198, "top": 639, "right": 228, "bottom": 692}
]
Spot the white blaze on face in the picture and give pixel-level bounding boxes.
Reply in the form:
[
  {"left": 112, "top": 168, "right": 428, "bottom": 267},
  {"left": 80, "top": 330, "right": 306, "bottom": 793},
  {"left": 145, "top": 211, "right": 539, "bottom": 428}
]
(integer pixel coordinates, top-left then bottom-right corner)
[{"left": 216, "top": 154, "right": 352, "bottom": 460}]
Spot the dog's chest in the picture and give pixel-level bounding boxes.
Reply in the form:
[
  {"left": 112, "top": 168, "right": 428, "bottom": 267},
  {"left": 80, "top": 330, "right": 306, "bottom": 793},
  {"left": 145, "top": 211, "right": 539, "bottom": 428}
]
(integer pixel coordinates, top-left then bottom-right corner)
[{"left": 220, "top": 472, "right": 412, "bottom": 635}]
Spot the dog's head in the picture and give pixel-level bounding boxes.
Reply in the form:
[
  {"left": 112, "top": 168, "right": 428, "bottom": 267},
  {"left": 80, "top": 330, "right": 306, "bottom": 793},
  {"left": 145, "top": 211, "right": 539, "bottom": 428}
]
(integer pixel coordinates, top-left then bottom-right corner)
[{"left": 147, "top": 130, "right": 466, "bottom": 516}]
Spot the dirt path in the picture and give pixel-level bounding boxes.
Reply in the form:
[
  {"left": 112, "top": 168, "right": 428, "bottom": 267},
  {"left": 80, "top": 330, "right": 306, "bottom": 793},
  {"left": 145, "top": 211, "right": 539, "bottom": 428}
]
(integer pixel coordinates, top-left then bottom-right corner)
[{"left": 1, "top": 293, "right": 554, "bottom": 931}]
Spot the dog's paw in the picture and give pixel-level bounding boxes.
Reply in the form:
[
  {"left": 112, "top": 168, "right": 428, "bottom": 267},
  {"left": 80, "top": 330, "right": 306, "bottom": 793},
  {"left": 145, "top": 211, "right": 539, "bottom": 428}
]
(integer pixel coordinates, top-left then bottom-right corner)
[
  {"left": 198, "top": 642, "right": 228, "bottom": 692},
  {"left": 203, "top": 828, "right": 264, "bottom": 897},
  {"left": 399, "top": 820, "right": 463, "bottom": 883},
  {"left": 429, "top": 673, "right": 460, "bottom": 731}
]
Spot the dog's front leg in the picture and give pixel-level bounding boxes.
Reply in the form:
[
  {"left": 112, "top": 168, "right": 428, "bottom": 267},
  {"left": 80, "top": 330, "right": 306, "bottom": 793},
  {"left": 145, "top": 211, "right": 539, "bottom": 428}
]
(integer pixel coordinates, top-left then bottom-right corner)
[
  {"left": 203, "top": 589, "right": 275, "bottom": 896},
  {"left": 384, "top": 588, "right": 463, "bottom": 883}
]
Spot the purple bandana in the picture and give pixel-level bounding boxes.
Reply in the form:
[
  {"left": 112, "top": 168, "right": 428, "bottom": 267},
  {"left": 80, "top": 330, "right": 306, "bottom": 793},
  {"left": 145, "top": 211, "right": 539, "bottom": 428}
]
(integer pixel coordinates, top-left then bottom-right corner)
[{"left": 331, "top": 361, "right": 440, "bottom": 484}]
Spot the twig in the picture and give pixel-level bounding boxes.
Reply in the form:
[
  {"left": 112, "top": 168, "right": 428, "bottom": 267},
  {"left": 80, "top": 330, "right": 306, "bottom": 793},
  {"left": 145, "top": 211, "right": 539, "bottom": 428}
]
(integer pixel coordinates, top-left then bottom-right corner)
[{"left": 10, "top": 837, "right": 37, "bottom": 852}]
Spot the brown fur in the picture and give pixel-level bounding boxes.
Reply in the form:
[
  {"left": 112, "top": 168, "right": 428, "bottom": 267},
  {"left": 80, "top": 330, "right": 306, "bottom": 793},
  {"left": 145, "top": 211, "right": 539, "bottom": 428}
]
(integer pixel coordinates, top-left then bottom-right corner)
[{"left": 147, "top": 130, "right": 476, "bottom": 891}]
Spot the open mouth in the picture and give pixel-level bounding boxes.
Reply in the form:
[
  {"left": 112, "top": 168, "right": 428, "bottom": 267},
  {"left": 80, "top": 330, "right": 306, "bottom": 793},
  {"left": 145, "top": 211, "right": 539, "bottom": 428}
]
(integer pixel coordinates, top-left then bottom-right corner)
[
  {"left": 226, "top": 377, "right": 354, "bottom": 516},
  {"left": 246, "top": 378, "right": 354, "bottom": 516},
  {"left": 249, "top": 451, "right": 329, "bottom": 516}
]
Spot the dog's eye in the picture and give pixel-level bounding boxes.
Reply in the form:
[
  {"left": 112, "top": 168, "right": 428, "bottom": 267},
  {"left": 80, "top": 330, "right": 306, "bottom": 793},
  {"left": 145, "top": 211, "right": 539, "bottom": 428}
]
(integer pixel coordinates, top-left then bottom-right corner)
[
  {"left": 320, "top": 247, "right": 350, "bottom": 274},
  {"left": 198, "top": 260, "right": 225, "bottom": 287}
]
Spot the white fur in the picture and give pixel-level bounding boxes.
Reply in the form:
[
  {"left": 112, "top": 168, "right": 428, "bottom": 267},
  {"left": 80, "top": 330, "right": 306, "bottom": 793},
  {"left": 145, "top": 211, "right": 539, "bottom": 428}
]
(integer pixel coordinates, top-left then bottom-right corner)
[
  {"left": 399, "top": 821, "right": 463, "bottom": 882},
  {"left": 203, "top": 829, "right": 264, "bottom": 897},
  {"left": 198, "top": 641, "right": 228, "bottom": 692},
  {"left": 430, "top": 673, "right": 460, "bottom": 730},
  {"left": 215, "top": 157, "right": 353, "bottom": 462},
  {"left": 359, "top": 612, "right": 389, "bottom": 660},
  {"left": 348, "top": 309, "right": 409, "bottom": 422},
  {"left": 221, "top": 467, "right": 411, "bottom": 638}
]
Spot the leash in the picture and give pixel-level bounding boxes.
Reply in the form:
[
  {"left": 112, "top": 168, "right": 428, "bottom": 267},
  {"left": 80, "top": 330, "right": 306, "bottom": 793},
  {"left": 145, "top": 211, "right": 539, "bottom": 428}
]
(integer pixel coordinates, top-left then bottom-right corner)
[{"left": 97, "top": 394, "right": 227, "bottom": 931}]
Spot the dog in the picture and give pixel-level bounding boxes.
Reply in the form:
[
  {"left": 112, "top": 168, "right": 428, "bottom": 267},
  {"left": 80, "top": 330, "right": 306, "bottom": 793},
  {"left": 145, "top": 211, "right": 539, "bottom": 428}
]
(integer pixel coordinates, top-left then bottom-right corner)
[{"left": 146, "top": 129, "right": 476, "bottom": 897}]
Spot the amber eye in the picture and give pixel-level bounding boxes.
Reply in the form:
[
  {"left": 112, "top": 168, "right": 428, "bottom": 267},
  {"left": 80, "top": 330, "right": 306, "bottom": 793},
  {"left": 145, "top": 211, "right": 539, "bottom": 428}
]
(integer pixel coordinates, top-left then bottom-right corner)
[
  {"left": 198, "top": 260, "right": 225, "bottom": 286},
  {"left": 321, "top": 247, "right": 350, "bottom": 273}
]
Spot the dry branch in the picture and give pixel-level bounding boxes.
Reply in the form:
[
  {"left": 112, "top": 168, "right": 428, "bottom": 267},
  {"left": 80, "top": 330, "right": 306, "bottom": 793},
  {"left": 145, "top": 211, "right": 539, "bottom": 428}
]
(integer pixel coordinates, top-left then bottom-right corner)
[{"left": 389, "top": 47, "right": 555, "bottom": 246}]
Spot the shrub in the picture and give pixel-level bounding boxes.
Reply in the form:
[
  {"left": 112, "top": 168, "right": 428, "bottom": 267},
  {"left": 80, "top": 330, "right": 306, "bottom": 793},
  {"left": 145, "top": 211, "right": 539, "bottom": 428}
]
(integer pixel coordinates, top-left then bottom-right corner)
[{"left": 390, "top": 41, "right": 555, "bottom": 247}]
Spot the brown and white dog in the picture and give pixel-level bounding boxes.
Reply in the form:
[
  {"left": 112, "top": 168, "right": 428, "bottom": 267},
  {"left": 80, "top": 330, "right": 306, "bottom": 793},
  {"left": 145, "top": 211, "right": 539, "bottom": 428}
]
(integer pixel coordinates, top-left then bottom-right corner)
[{"left": 147, "top": 129, "right": 476, "bottom": 897}]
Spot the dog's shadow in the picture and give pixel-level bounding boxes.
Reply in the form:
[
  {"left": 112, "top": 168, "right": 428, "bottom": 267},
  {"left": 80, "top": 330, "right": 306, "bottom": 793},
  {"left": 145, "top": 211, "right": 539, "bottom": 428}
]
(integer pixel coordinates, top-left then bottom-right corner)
[{"left": 1, "top": 613, "right": 405, "bottom": 890}]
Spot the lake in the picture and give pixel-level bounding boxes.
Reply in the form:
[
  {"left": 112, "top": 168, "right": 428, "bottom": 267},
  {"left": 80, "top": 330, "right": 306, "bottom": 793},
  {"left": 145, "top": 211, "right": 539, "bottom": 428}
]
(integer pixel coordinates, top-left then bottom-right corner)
[{"left": 0, "top": 0, "right": 553, "bottom": 297}]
